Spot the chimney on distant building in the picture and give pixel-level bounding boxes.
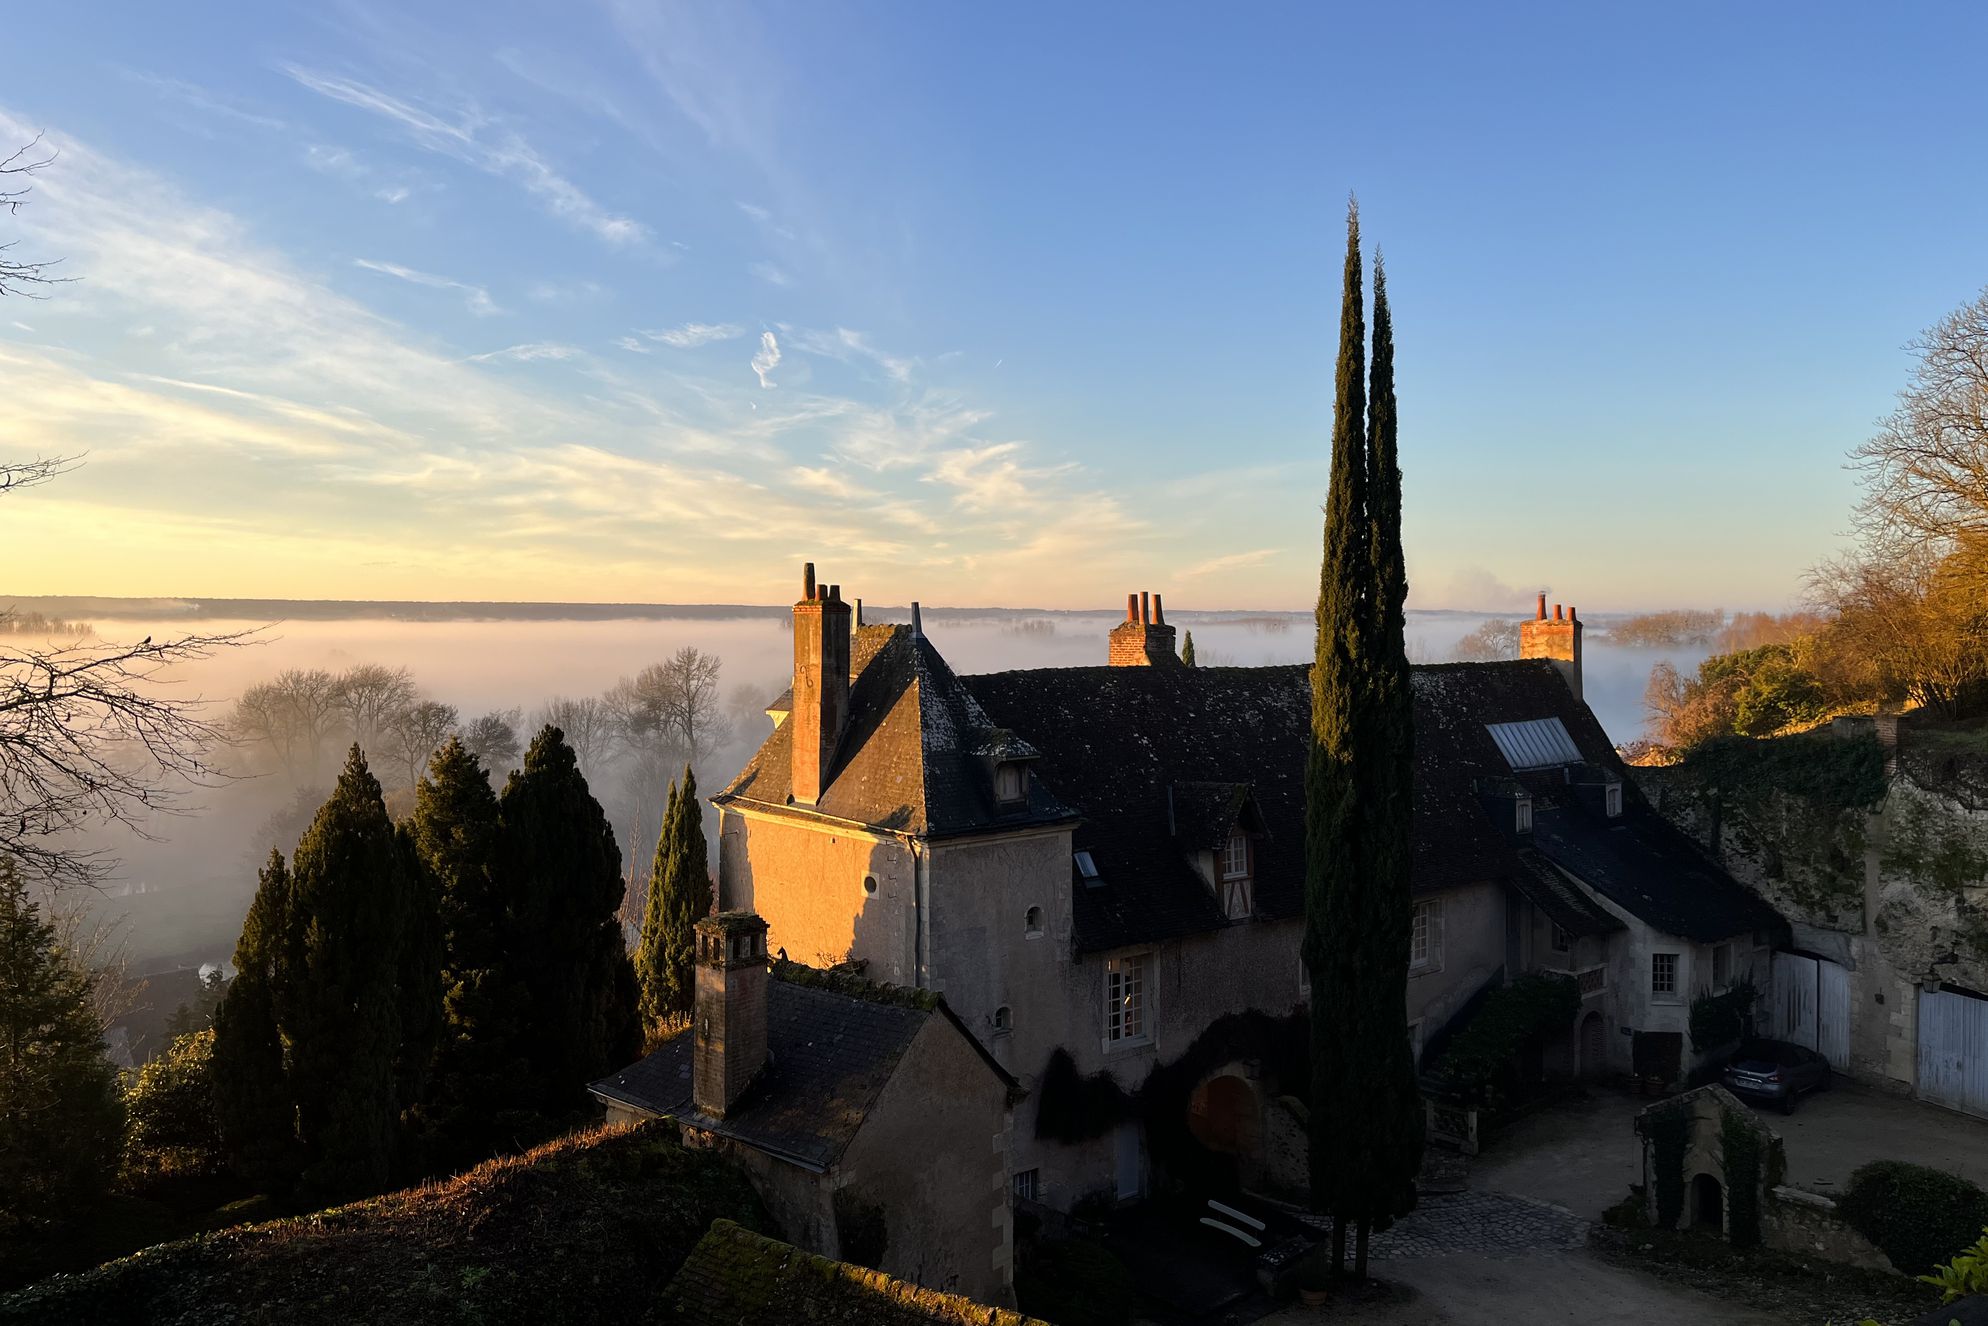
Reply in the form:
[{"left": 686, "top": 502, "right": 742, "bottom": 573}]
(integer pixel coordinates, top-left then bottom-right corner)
[
  {"left": 1519, "top": 593, "right": 1584, "bottom": 701},
  {"left": 692, "top": 911, "right": 769, "bottom": 1118},
  {"left": 791, "top": 563, "right": 853, "bottom": 803},
  {"left": 1108, "top": 589, "right": 1181, "bottom": 666}
]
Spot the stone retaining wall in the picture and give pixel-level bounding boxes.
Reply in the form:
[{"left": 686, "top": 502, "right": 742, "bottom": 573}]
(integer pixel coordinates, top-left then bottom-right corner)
[{"left": 1762, "top": 1185, "right": 1897, "bottom": 1274}]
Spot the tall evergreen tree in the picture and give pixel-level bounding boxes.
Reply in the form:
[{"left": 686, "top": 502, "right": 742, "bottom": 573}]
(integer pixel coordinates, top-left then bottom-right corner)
[
  {"left": 637, "top": 767, "right": 711, "bottom": 1028},
  {"left": 1181, "top": 631, "right": 1197, "bottom": 667},
  {"left": 411, "top": 738, "right": 535, "bottom": 1163},
  {"left": 212, "top": 849, "right": 300, "bottom": 1186},
  {"left": 0, "top": 862, "right": 124, "bottom": 1231},
  {"left": 278, "top": 747, "right": 435, "bottom": 1196},
  {"left": 1350, "top": 250, "right": 1424, "bottom": 1273},
  {"left": 1303, "top": 198, "right": 1371, "bottom": 1274},
  {"left": 498, "top": 727, "right": 640, "bottom": 1117}
]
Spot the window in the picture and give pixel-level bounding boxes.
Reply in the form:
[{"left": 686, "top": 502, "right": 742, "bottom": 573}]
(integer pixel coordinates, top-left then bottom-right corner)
[
  {"left": 1551, "top": 923, "right": 1572, "bottom": 954},
  {"left": 1605, "top": 783, "right": 1623, "bottom": 818},
  {"left": 863, "top": 874, "right": 878, "bottom": 896},
  {"left": 1410, "top": 900, "right": 1443, "bottom": 971},
  {"left": 1652, "top": 952, "right": 1678, "bottom": 998},
  {"left": 1024, "top": 905, "right": 1044, "bottom": 938},
  {"left": 1074, "top": 850, "right": 1101, "bottom": 886},
  {"left": 1011, "top": 1168, "right": 1040, "bottom": 1202},
  {"left": 1104, "top": 953, "right": 1150, "bottom": 1046},
  {"left": 1223, "top": 875, "right": 1253, "bottom": 921},
  {"left": 993, "top": 1005, "right": 1012, "bottom": 1035},
  {"left": 1515, "top": 796, "right": 1533, "bottom": 834},
  {"left": 1222, "top": 833, "right": 1250, "bottom": 880},
  {"left": 1712, "top": 943, "right": 1731, "bottom": 989},
  {"left": 995, "top": 762, "right": 1026, "bottom": 804}
]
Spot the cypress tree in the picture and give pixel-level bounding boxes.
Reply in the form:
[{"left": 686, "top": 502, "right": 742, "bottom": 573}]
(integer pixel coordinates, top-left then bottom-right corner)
[
  {"left": 1303, "top": 198, "right": 1370, "bottom": 1274},
  {"left": 638, "top": 766, "right": 712, "bottom": 1028},
  {"left": 277, "top": 746, "right": 427, "bottom": 1197},
  {"left": 211, "top": 849, "right": 300, "bottom": 1187},
  {"left": 498, "top": 727, "right": 641, "bottom": 1118},
  {"left": 0, "top": 862, "right": 124, "bottom": 1231},
  {"left": 409, "top": 738, "right": 529, "bottom": 1165},
  {"left": 1181, "top": 631, "right": 1197, "bottom": 667},
  {"left": 1351, "top": 250, "right": 1424, "bottom": 1273}
]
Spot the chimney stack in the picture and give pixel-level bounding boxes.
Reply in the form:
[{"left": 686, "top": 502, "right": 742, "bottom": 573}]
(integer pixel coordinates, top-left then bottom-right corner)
[
  {"left": 791, "top": 562, "right": 853, "bottom": 803},
  {"left": 692, "top": 911, "right": 769, "bottom": 1118},
  {"left": 1109, "top": 588, "right": 1180, "bottom": 667},
  {"left": 1520, "top": 590, "right": 1584, "bottom": 702},
  {"left": 911, "top": 601, "right": 923, "bottom": 638}
]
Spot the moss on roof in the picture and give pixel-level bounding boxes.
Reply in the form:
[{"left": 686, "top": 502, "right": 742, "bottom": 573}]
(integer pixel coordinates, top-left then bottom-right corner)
[
  {"left": 0, "top": 1123, "right": 769, "bottom": 1326},
  {"left": 771, "top": 957, "right": 939, "bottom": 1010},
  {"left": 661, "top": 1220, "right": 1048, "bottom": 1326}
]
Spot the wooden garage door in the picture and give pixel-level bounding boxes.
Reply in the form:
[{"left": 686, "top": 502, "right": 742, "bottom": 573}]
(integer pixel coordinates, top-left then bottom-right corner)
[
  {"left": 1918, "top": 987, "right": 1988, "bottom": 1119},
  {"left": 1769, "top": 952, "right": 1850, "bottom": 1070}
]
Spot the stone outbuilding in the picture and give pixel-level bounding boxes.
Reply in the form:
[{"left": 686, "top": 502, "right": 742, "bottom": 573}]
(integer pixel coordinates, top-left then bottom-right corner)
[{"left": 589, "top": 911, "right": 1021, "bottom": 1307}]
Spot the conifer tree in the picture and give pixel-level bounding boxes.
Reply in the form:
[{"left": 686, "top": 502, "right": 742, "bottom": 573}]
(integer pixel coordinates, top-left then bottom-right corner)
[
  {"left": 277, "top": 747, "right": 433, "bottom": 1196},
  {"left": 637, "top": 767, "right": 711, "bottom": 1028},
  {"left": 1303, "top": 198, "right": 1371, "bottom": 1274},
  {"left": 212, "top": 849, "right": 300, "bottom": 1186},
  {"left": 1181, "top": 631, "right": 1197, "bottom": 667},
  {"left": 498, "top": 727, "right": 640, "bottom": 1117},
  {"left": 0, "top": 861, "right": 124, "bottom": 1230}
]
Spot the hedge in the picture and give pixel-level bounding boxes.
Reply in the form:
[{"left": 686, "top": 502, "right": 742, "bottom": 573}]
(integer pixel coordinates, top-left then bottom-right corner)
[
  {"left": 1433, "top": 971, "right": 1581, "bottom": 1105},
  {"left": 1837, "top": 1160, "right": 1988, "bottom": 1275}
]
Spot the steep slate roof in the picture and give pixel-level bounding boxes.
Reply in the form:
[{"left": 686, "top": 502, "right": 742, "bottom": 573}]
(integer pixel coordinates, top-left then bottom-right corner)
[
  {"left": 1527, "top": 801, "right": 1782, "bottom": 941},
  {"left": 588, "top": 970, "right": 1016, "bottom": 1172},
  {"left": 1510, "top": 850, "right": 1629, "bottom": 937},
  {"left": 715, "top": 624, "right": 1077, "bottom": 836},
  {"left": 662, "top": 1220, "right": 1050, "bottom": 1326}
]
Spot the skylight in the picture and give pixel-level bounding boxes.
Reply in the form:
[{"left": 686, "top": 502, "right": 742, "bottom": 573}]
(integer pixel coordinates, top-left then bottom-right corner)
[
  {"left": 1486, "top": 717, "right": 1582, "bottom": 771},
  {"left": 1074, "top": 850, "right": 1101, "bottom": 885}
]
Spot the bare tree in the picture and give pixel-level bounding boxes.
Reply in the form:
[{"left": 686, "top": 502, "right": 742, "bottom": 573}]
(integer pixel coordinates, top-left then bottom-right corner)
[
  {"left": 1851, "top": 286, "right": 1988, "bottom": 552},
  {"left": 459, "top": 708, "right": 523, "bottom": 778},
  {"left": 333, "top": 664, "right": 417, "bottom": 758},
  {"left": 1810, "top": 547, "right": 1988, "bottom": 718},
  {"left": 606, "top": 647, "right": 731, "bottom": 767},
  {"left": 536, "top": 695, "right": 615, "bottom": 778},
  {"left": 384, "top": 700, "right": 458, "bottom": 790},
  {"left": 2, "top": 135, "right": 67, "bottom": 299},
  {"left": 230, "top": 669, "right": 344, "bottom": 784},
  {"left": 0, "top": 632, "right": 252, "bottom": 889},
  {"left": 1452, "top": 618, "right": 1520, "bottom": 662}
]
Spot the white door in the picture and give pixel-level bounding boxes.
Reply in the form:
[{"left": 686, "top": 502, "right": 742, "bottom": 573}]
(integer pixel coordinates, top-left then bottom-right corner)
[
  {"left": 1770, "top": 953, "right": 1819, "bottom": 1050},
  {"left": 1817, "top": 960, "right": 1851, "bottom": 1070},
  {"left": 1114, "top": 1121, "right": 1144, "bottom": 1201},
  {"left": 1919, "top": 987, "right": 1988, "bottom": 1119}
]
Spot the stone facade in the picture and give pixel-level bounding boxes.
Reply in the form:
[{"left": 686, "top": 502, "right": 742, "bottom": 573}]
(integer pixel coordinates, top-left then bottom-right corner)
[{"left": 1105, "top": 590, "right": 1180, "bottom": 667}]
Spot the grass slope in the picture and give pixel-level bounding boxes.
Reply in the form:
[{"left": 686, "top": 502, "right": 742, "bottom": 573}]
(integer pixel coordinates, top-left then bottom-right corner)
[{"left": 0, "top": 1122, "right": 768, "bottom": 1326}]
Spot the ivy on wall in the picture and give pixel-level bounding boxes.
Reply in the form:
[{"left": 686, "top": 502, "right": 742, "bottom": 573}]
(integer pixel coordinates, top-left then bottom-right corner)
[
  {"left": 1429, "top": 971, "right": 1581, "bottom": 1107},
  {"left": 1719, "top": 1106, "right": 1763, "bottom": 1248},
  {"left": 1643, "top": 1102, "right": 1690, "bottom": 1230}
]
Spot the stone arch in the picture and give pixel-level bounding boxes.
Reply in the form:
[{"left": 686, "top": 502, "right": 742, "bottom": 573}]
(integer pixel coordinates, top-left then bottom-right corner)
[{"left": 1690, "top": 1172, "right": 1725, "bottom": 1233}]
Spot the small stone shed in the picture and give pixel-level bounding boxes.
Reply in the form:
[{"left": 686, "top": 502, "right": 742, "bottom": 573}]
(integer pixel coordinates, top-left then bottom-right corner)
[{"left": 1635, "top": 1085, "right": 1782, "bottom": 1236}]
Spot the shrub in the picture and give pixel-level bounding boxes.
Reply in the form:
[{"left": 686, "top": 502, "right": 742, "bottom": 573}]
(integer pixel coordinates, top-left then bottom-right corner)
[
  {"left": 122, "top": 1030, "right": 223, "bottom": 1187},
  {"left": 1015, "top": 1236, "right": 1134, "bottom": 1326},
  {"left": 1434, "top": 972, "right": 1581, "bottom": 1106},
  {"left": 1689, "top": 980, "right": 1758, "bottom": 1052},
  {"left": 1837, "top": 1161, "right": 1988, "bottom": 1275},
  {"left": 1921, "top": 1225, "right": 1988, "bottom": 1303}
]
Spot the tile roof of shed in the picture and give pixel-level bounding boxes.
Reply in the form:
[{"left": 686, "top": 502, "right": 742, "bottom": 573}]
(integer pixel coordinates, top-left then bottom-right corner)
[{"left": 662, "top": 1220, "right": 1050, "bottom": 1326}]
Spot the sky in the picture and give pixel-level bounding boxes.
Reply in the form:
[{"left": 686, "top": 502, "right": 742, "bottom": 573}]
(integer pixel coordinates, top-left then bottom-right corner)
[{"left": 1, "top": 3, "right": 1984, "bottom": 612}]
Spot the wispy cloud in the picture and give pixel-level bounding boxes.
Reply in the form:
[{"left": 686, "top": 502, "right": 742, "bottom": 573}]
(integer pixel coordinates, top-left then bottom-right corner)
[
  {"left": 1181, "top": 548, "right": 1279, "bottom": 579},
  {"left": 749, "top": 260, "right": 791, "bottom": 287},
  {"left": 793, "top": 327, "right": 915, "bottom": 383},
  {"left": 118, "top": 69, "right": 288, "bottom": 131},
  {"left": 282, "top": 65, "right": 651, "bottom": 248},
  {"left": 634, "top": 321, "right": 745, "bottom": 349},
  {"left": 466, "top": 342, "right": 580, "bottom": 364},
  {"left": 751, "top": 331, "right": 781, "bottom": 388},
  {"left": 615, "top": 336, "right": 650, "bottom": 354},
  {"left": 353, "top": 258, "right": 500, "bottom": 316}
]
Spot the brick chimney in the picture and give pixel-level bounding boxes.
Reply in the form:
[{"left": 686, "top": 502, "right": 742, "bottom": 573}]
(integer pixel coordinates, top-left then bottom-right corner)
[
  {"left": 1108, "top": 590, "right": 1181, "bottom": 667},
  {"left": 1519, "top": 593, "right": 1583, "bottom": 702},
  {"left": 693, "top": 911, "right": 770, "bottom": 1118},
  {"left": 791, "top": 563, "right": 852, "bottom": 803}
]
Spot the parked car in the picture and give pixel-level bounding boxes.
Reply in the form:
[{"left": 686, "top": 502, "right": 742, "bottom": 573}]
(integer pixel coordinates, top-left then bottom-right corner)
[{"left": 1723, "top": 1038, "right": 1831, "bottom": 1113}]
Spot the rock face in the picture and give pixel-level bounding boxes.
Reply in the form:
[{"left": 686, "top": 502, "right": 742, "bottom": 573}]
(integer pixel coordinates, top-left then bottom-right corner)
[{"left": 1637, "top": 725, "right": 1988, "bottom": 1090}]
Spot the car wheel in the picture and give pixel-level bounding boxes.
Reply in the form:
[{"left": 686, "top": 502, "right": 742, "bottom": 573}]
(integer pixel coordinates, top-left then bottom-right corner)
[{"left": 1780, "top": 1090, "right": 1799, "bottom": 1116}]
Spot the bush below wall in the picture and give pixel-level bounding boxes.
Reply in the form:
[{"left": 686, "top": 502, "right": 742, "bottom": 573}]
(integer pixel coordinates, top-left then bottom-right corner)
[{"left": 1837, "top": 1161, "right": 1988, "bottom": 1277}]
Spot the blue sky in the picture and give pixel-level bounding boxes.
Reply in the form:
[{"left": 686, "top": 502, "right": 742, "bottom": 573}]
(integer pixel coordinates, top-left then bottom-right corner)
[{"left": 2, "top": 3, "right": 1983, "bottom": 610}]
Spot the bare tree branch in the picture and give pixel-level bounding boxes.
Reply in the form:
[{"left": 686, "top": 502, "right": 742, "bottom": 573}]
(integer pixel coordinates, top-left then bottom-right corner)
[{"left": 1, "top": 134, "right": 72, "bottom": 299}]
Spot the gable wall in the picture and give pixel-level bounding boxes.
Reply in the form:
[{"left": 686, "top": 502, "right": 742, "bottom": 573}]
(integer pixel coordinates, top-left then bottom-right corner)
[
  {"left": 840, "top": 1016, "right": 1015, "bottom": 1305},
  {"left": 717, "top": 807, "right": 918, "bottom": 982}
]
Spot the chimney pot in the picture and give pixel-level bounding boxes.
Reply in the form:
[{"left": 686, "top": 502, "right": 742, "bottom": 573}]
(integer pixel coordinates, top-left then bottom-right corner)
[
  {"left": 829, "top": 583, "right": 840, "bottom": 602},
  {"left": 1535, "top": 592, "right": 1547, "bottom": 620},
  {"left": 1569, "top": 605, "right": 1578, "bottom": 623},
  {"left": 911, "top": 602, "right": 923, "bottom": 637},
  {"left": 1554, "top": 603, "right": 1563, "bottom": 621},
  {"left": 855, "top": 597, "right": 864, "bottom": 626},
  {"left": 1126, "top": 593, "right": 1138, "bottom": 623},
  {"left": 804, "top": 562, "right": 816, "bottom": 600},
  {"left": 1140, "top": 591, "right": 1151, "bottom": 625},
  {"left": 1153, "top": 593, "right": 1165, "bottom": 625}
]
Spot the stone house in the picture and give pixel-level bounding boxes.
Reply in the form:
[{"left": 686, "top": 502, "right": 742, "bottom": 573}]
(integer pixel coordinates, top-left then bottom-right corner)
[
  {"left": 712, "top": 568, "right": 1782, "bottom": 1208},
  {"left": 588, "top": 911, "right": 1020, "bottom": 1306}
]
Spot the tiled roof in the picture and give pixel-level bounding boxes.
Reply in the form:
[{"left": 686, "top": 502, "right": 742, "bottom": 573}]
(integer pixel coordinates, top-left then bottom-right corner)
[
  {"left": 715, "top": 625, "right": 1077, "bottom": 837},
  {"left": 661, "top": 1220, "right": 1050, "bottom": 1326},
  {"left": 1510, "top": 850, "right": 1629, "bottom": 937},
  {"left": 589, "top": 978, "right": 928, "bottom": 1171}
]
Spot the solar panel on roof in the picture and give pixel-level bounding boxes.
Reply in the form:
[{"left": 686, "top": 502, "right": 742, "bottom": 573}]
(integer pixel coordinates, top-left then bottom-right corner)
[{"left": 1485, "top": 717, "right": 1582, "bottom": 770}]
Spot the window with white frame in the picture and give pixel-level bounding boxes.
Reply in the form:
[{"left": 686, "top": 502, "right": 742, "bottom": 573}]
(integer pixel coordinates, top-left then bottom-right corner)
[
  {"left": 1104, "top": 953, "right": 1150, "bottom": 1046},
  {"left": 1011, "top": 1168, "right": 1040, "bottom": 1202},
  {"left": 995, "top": 762, "right": 1026, "bottom": 804},
  {"left": 1605, "top": 783, "right": 1623, "bottom": 818},
  {"left": 1222, "top": 833, "right": 1250, "bottom": 880},
  {"left": 1515, "top": 796, "right": 1534, "bottom": 834},
  {"left": 1410, "top": 899, "right": 1442, "bottom": 970},
  {"left": 1651, "top": 952, "right": 1679, "bottom": 998},
  {"left": 1551, "top": 922, "right": 1572, "bottom": 954}
]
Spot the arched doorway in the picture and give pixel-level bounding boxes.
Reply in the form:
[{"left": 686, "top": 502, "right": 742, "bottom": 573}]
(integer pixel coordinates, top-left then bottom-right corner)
[
  {"left": 1187, "top": 1074, "right": 1260, "bottom": 1156},
  {"left": 1691, "top": 1173, "right": 1725, "bottom": 1233},
  {"left": 1579, "top": 1012, "right": 1606, "bottom": 1078}
]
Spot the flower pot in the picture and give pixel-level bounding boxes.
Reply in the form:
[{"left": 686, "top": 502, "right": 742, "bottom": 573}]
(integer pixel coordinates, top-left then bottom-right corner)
[{"left": 1299, "top": 1285, "right": 1330, "bottom": 1308}]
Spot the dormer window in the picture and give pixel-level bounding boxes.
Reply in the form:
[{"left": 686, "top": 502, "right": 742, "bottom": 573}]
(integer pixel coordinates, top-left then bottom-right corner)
[
  {"left": 995, "top": 761, "right": 1027, "bottom": 805},
  {"left": 1220, "top": 833, "right": 1252, "bottom": 920},
  {"left": 1604, "top": 783, "right": 1622, "bottom": 818},
  {"left": 1515, "top": 796, "right": 1533, "bottom": 834}
]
